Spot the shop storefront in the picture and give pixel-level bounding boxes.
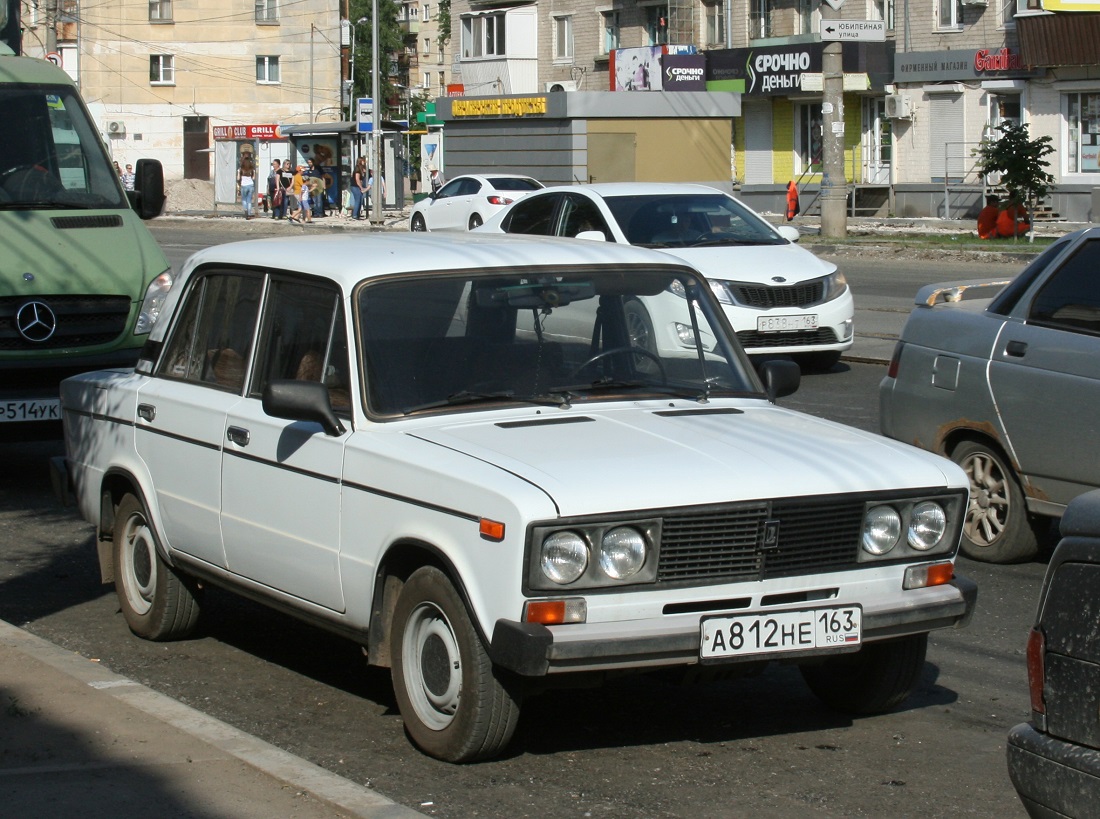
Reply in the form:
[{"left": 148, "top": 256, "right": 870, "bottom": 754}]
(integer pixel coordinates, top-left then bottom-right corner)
[{"left": 706, "top": 42, "right": 894, "bottom": 216}]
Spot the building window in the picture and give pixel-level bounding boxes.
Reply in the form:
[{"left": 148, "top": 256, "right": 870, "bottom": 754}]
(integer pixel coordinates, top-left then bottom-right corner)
[
  {"left": 256, "top": 56, "right": 280, "bottom": 84},
  {"left": 797, "top": 0, "right": 818, "bottom": 35},
  {"left": 255, "top": 0, "right": 277, "bottom": 23},
  {"left": 149, "top": 0, "right": 172, "bottom": 22},
  {"left": 423, "top": 3, "right": 431, "bottom": 22},
  {"left": 601, "top": 11, "right": 620, "bottom": 55},
  {"left": 704, "top": 2, "right": 725, "bottom": 45},
  {"left": 553, "top": 15, "right": 573, "bottom": 61},
  {"left": 423, "top": 37, "right": 431, "bottom": 56},
  {"left": 150, "top": 54, "right": 175, "bottom": 85},
  {"left": 646, "top": 5, "right": 669, "bottom": 45},
  {"left": 1067, "top": 92, "right": 1100, "bottom": 174},
  {"left": 750, "top": 0, "right": 771, "bottom": 39},
  {"left": 937, "top": 0, "right": 963, "bottom": 29},
  {"left": 872, "top": 0, "right": 895, "bottom": 28},
  {"left": 461, "top": 13, "right": 506, "bottom": 59},
  {"left": 422, "top": 71, "right": 431, "bottom": 88},
  {"left": 796, "top": 103, "right": 823, "bottom": 174}
]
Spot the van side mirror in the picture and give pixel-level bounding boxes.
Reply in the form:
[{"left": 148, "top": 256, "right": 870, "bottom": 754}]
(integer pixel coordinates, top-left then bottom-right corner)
[{"left": 128, "top": 159, "right": 166, "bottom": 220}]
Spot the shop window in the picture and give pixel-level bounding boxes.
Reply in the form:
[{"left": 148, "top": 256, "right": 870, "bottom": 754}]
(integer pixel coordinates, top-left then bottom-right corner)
[
  {"left": 796, "top": 103, "right": 823, "bottom": 175},
  {"left": 1067, "top": 92, "right": 1100, "bottom": 174}
]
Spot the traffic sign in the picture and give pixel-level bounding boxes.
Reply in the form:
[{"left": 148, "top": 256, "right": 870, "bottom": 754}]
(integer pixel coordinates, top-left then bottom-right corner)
[
  {"left": 820, "top": 19, "right": 886, "bottom": 41},
  {"left": 45, "top": 52, "right": 62, "bottom": 67},
  {"left": 357, "top": 98, "right": 373, "bottom": 133}
]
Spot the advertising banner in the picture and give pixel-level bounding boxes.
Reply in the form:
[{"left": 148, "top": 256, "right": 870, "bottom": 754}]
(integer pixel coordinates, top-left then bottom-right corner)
[{"left": 663, "top": 54, "right": 706, "bottom": 91}]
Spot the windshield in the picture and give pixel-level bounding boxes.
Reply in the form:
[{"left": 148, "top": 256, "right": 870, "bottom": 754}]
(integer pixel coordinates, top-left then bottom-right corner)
[
  {"left": 604, "top": 194, "right": 786, "bottom": 249},
  {"left": 357, "top": 267, "right": 760, "bottom": 417},
  {"left": 0, "top": 83, "right": 127, "bottom": 210}
]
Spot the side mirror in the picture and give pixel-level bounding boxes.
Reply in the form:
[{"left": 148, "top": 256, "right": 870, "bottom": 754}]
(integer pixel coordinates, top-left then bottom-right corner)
[
  {"left": 128, "top": 159, "right": 166, "bottom": 220},
  {"left": 574, "top": 230, "right": 607, "bottom": 242},
  {"left": 262, "top": 379, "right": 346, "bottom": 437},
  {"left": 757, "top": 359, "right": 801, "bottom": 402},
  {"left": 776, "top": 225, "right": 800, "bottom": 243}
]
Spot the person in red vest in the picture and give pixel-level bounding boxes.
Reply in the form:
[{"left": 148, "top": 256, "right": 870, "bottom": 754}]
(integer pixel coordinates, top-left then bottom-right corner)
[
  {"left": 977, "top": 194, "right": 1000, "bottom": 239},
  {"left": 996, "top": 201, "right": 1030, "bottom": 238},
  {"left": 786, "top": 180, "right": 800, "bottom": 221}
]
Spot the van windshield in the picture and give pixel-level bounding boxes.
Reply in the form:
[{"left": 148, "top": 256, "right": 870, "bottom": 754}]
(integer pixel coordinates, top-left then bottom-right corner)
[{"left": 0, "top": 83, "right": 127, "bottom": 210}]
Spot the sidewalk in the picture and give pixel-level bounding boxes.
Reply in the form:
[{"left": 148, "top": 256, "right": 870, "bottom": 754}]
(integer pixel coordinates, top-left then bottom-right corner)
[{"left": 0, "top": 619, "right": 423, "bottom": 819}]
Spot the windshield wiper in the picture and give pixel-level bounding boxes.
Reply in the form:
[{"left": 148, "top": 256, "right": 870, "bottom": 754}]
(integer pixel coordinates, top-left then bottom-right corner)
[
  {"left": 0, "top": 199, "right": 100, "bottom": 211},
  {"left": 552, "top": 379, "right": 710, "bottom": 403},
  {"left": 404, "top": 390, "right": 571, "bottom": 414}
]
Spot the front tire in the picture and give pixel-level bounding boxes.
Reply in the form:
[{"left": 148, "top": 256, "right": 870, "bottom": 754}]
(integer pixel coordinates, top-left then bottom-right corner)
[
  {"left": 390, "top": 566, "right": 521, "bottom": 762},
  {"left": 951, "top": 439, "right": 1039, "bottom": 563},
  {"left": 113, "top": 493, "right": 201, "bottom": 641},
  {"left": 800, "top": 633, "right": 927, "bottom": 715},
  {"left": 410, "top": 213, "right": 427, "bottom": 232}
]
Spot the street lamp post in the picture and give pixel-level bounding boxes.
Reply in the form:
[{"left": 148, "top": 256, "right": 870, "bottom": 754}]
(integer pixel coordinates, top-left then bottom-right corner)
[{"left": 370, "top": 0, "right": 382, "bottom": 223}]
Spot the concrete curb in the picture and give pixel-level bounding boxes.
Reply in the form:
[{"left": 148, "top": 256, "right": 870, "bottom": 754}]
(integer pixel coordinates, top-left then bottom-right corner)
[{"left": 0, "top": 619, "right": 424, "bottom": 819}]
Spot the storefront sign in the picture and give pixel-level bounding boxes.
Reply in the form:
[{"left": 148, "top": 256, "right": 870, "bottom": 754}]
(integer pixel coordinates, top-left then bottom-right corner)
[
  {"left": 707, "top": 45, "right": 821, "bottom": 95},
  {"left": 894, "top": 48, "right": 1039, "bottom": 82},
  {"left": 663, "top": 54, "right": 706, "bottom": 91},
  {"left": 451, "top": 97, "right": 548, "bottom": 118},
  {"left": 212, "top": 124, "right": 280, "bottom": 140}
]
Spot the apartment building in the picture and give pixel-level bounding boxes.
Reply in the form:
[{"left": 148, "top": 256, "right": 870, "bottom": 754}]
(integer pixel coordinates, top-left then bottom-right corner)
[{"left": 20, "top": 0, "right": 341, "bottom": 182}]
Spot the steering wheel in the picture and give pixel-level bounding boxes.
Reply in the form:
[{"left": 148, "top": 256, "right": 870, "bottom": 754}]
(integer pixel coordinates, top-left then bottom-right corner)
[
  {"left": 0, "top": 162, "right": 63, "bottom": 197},
  {"left": 568, "top": 345, "right": 667, "bottom": 383}
]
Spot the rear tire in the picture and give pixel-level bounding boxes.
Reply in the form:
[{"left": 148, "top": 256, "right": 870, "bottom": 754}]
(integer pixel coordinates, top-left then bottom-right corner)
[
  {"left": 468, "top": 213, "right": 483, "bottom": 230},
  {"left": 800, "top": 633, "right": 927, "bottom": 714},
  {"left": 113, "top": 493, "right": 201, "bottom": 641},
  {"left": 390, "top": 566, "right": 521, "bottom": 762},
  {"left": 951, "top": 439, "right": 1039, "bottom": 563},
  {"left": 411, "top": 213, "right": 427, "bottom": 232}
]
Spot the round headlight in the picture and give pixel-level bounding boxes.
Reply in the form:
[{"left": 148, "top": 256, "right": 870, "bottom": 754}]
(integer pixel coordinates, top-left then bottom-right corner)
[
  {"left": 908, "top": 502, "right": 947, "bottom": 550},
  {"left": 541, "top": 531, "right": 589, "bottom": 585},
  {"left": 863, "top": 505, "right": 901, "bottom": 555},
  {"left": 599, "top": 527, "right": 647, "bottom": 580}
]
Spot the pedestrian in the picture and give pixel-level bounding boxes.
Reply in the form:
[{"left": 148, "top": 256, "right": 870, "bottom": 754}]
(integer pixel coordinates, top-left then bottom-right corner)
[
  {"left": 429, "top": 168, "right": 444, "bottom": 194},
  {"left": 237, "top": 155, "right": 256, "bottom": 220},
  {"left": 287, "top": 164, "right": 305, "bottom": 223},
  {"left": 121, "top": 163, "right": 135, "bottom": 191},
  {"left": 298, "top": 174, "right": 313, "bottom": 224},
  {"left": 279, "top": 161, "right": 294, "bottom": 220},
  {"left": 365, "top": 168, "right": 386, "bottom": 216},
  {"left": 268, "top": 159, "right": 284, "bottom": 220},
  {"left": 113, "top": 160, "right": 122, "bottom": 178},
  {"left": 351, "top": 157, "right": 367, "bottom": 220},
  {"left": 306, "top": 159, "right": 324, "bottom": 218}
]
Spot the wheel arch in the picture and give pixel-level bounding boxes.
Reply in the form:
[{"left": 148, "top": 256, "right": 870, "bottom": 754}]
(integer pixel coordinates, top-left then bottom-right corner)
[
  {"left": 96, "top": 468, "right": 164, "bottom": 584},
  {"left": 367, "top": 538, "right": 485, "bottom": 669}
]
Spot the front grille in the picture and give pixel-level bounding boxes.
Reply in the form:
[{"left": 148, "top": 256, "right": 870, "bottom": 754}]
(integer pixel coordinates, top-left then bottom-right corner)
[
  {"left": 658, "top": 497, "right": 865, "bottom": 585},
  {"left": 737, "top": 328, "right": 840, "bottom": 349},
  {"left": 733, "top": 281, "right": 824, "bottom": 309},
  {"left": 0, "top": 295, "right": 132, "bottom": 350}
]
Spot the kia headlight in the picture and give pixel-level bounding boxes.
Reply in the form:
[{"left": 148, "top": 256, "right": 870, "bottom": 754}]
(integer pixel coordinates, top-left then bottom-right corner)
[{"left": 822, "top": 270, "right": 848, "bottom": 302}]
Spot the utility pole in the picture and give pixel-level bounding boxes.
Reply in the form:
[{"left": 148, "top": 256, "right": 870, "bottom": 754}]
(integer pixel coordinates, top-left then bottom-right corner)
[
  {"left": 819, "top": 1, "right": 848, "bottom": 238},
  {"left": 370, "top": 0, "right": 382, "bottom": 223}
]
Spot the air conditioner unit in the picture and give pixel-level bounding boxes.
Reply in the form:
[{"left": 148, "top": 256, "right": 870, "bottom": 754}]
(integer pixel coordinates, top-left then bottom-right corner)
[
  {"left": 106, "top": 120, "right": 126, "bottom": 136},
  {"left": 544, "top": 81, "right": 577, "bottom": 93},
  {"left": 884, "top": 94, "right": 912, "bottom": 120}
]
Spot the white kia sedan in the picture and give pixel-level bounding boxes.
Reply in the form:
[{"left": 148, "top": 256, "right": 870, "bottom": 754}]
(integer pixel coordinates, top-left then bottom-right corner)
[
  {"left": 480, "top": 183, "right": 854, "bottom": 371},
  {"left": 409, "top": 173, "right": 543, "bottom": 232},
  {"left": 58, "top": 233, "right": 973, "bottom": 764}
]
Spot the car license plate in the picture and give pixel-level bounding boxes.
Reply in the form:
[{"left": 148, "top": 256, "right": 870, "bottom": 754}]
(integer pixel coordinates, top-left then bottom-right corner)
[
  {"left": 700, "top": 605, "right": 861, "bottom": 659},
  {"left": 1, "top": 399, "right": 62, "bottom": 423},
  {"left": 757, "top": 314, "right": 818, "bottom": 333}
]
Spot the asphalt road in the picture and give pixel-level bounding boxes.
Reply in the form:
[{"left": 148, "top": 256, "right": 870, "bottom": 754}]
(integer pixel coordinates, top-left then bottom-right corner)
[{"left": 0, "top": 223, "right": 1044, "bottom": 817}]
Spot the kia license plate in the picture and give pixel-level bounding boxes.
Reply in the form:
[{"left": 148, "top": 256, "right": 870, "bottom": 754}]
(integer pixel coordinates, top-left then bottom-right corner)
[{"left": 757, "top": 314, "right": 818, "bottom": 333}]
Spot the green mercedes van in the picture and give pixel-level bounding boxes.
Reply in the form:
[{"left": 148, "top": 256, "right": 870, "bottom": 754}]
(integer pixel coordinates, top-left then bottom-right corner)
[{"left": 1, "top": 44, "right": 171, "bottom": 439}]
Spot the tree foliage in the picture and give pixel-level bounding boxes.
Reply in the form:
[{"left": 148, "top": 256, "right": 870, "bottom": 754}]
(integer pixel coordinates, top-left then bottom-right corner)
[
  {"left": 437, "top": 0, "right": 452, "bottom": 51},
  {"left": 974, "top": 122, "right": 1054, "bottom": 215},
  {"left": 349, "top": 0, "right": 406, "bottom": 119}
]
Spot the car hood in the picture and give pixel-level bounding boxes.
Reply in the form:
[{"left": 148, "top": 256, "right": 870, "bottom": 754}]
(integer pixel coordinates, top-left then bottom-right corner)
[
  {"left": 657, "top": 242, "right": 836, "bottom": 284},
  {"left": 0, "top": 208, "right": 166, "bottom": 300},
  {"left": 408, "top": 404, "right": 962, "bottom": 516}
]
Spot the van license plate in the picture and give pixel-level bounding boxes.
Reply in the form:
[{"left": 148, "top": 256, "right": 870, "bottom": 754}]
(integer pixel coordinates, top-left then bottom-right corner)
[
  {"left": 700, "top": 606, "right": 861, "bottom": 659},
  {"left": 2, "top": 399, "right": 62, "bottom": 423}
]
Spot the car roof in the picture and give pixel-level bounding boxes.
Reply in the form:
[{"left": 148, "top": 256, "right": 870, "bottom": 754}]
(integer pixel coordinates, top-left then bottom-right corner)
[
  {"left": 456, "top": 173, "right": 542, "bottom": 184},
  {"left": 178, "top": 232, "right": 690, "bottom": 290}
]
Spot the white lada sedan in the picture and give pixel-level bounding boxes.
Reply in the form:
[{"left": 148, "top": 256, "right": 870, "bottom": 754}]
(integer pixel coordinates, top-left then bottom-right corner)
[{"left": 57, "top": 233, "right": 974, "bottom": 763}]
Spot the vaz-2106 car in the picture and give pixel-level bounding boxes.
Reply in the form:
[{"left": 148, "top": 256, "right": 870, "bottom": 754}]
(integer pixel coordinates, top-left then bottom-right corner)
[{"left": 58, "top": 233, "right": 977, "bottom": 762}]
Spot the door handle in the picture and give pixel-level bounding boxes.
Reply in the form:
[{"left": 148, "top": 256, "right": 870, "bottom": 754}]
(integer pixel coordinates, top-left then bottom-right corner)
[
  {"left": 137, "top": 403, "right": 156, "bottom": 422},
  {"left": 227, "top": 426, "right": 250, "bottom": 446},
  {"left": 1005, "top": 340, "right": 1028, "bottom": 358}
]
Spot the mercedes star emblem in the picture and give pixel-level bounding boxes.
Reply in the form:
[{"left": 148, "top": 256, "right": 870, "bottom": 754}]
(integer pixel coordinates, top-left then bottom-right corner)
[{"left": 15, "top": 300, "right": 58, "bottom": 343}]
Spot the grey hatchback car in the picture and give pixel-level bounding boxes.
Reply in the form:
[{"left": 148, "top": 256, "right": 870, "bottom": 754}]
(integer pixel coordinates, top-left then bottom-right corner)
[{"left": 880, "top": 227, "right": 1100, "bottom": 564}]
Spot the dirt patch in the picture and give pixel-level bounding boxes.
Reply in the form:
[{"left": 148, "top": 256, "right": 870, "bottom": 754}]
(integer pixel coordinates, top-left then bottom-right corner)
[{"left": 165, "top": 178, "right": 214, "bottom": 213}]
